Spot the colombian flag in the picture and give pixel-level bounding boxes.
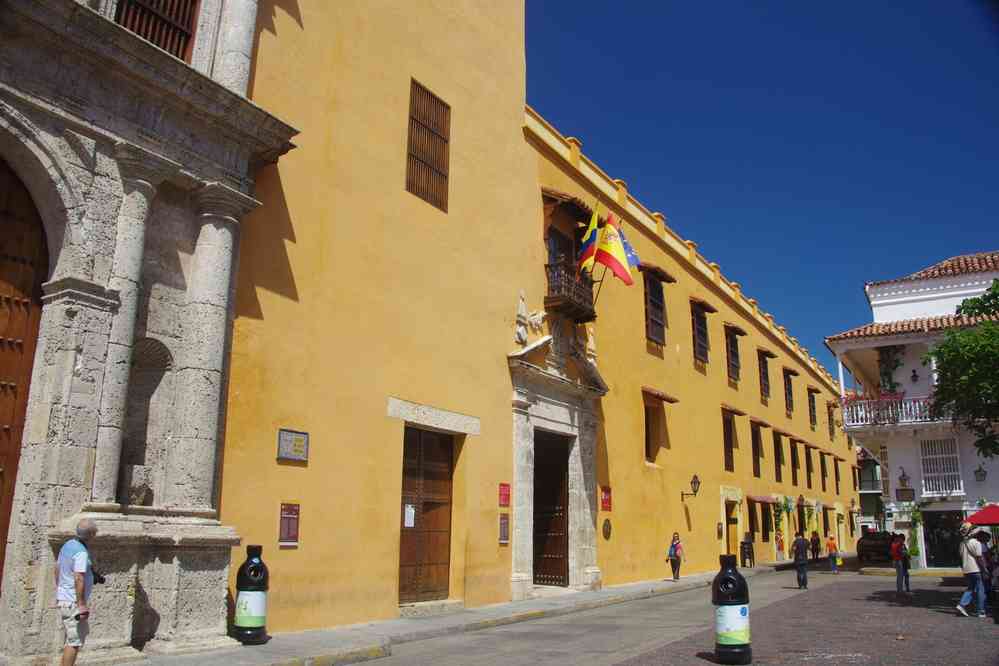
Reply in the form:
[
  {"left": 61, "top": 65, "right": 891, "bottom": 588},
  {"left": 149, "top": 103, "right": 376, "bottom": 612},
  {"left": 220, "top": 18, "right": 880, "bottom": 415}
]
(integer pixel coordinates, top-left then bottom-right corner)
[
  {"left": 577, "top": 206, "right": 600, "bottom": 274},
  {"left": 594, "top": 213, "right": 633, "bottom": 285}
]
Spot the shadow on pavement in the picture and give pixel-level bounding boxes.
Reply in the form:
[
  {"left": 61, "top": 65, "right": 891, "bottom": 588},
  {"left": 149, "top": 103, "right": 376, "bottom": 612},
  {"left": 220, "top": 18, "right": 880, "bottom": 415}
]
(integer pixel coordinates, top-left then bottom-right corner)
[
  {"left": 694, "top": 651, "right": 719, "bottom": 663},
  {"left": 865, "top": 581, "right": 967, "bottom": 617}
]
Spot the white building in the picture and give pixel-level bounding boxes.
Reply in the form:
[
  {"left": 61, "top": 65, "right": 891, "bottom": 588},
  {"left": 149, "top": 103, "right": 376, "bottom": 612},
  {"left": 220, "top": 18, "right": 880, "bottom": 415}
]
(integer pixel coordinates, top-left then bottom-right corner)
[{"left": 827, "top": 251, "right": 999, "bottom": 569}]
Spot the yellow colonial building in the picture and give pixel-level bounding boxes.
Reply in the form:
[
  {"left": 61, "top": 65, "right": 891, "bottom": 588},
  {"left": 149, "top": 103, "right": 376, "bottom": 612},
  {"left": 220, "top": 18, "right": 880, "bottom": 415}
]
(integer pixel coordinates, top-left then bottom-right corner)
[{"left": 219, "top": 0, "right": 859, "bottom": 633}]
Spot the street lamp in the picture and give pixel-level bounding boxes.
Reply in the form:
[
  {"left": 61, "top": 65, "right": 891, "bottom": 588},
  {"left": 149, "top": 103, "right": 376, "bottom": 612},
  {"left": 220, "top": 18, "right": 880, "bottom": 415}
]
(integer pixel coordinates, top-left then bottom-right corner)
[{"left": 680, "top": 474, "right": 701, "bottom": 501}]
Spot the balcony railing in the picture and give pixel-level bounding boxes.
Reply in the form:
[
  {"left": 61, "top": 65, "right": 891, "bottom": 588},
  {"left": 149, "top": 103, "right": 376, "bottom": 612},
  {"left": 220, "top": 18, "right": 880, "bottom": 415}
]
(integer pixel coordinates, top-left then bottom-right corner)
[
  {"left": 858, "top": 479, "right": 882, "bottom": 492},
  {"left": 544, "top": 262, "right": 596, "bottom": 323},
  {"left": 842, "top": 395, "right": 939, "bottom": 428}
]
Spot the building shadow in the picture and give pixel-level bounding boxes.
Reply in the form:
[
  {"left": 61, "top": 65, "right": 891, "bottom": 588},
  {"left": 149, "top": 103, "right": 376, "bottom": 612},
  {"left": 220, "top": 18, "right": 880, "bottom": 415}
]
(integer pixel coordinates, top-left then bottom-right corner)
[{"left": 248, "top": 0, "right": 305, "bottom": 100}]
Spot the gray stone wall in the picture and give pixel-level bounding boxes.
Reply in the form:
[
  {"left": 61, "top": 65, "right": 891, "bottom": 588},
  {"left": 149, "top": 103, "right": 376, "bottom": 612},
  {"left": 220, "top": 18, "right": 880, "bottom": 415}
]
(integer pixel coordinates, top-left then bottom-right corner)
[{"left": 0, "top": 0, "right": 296, "bottom": 662}]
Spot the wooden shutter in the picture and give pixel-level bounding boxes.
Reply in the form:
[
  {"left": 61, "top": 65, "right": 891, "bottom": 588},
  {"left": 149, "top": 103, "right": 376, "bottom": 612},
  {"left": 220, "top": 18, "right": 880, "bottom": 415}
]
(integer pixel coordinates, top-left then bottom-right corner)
[
  {"left": 644, "top": 274, "right": 665, "bottom": 345},
  {"left": 747, "top": 500, "right": 758, "bottom": 537},
  {"left": 808, "top": 391, "right": 817, "bottom": 426},
  {"left": 722, "top": 412, "right": 734, "bottom": 472},
  {"left": 406, "top": 80, "right": 450, "bottom": 212},
  {"left": 758, "top": 352, "right": 770, "bottom": 398},
  {"left": 762, "top": 504, "right": 772, "bottom": 542},
  {"left": 691, "top": 306, "right": 709, "bottom": 362},
  {"left": 820, "top": 453, "right": 827, "bottom": 491},
  {"left": 772, "top": 431, "right": 783, "bottom": 483},
  {"left": 726, "top": 329, "right": 740, "bottom": 381},
  {"left": 783, "top": 370, "right": 794, "bottom": 412},
  {"left": 114, "top": 0, "right": 200, "bottom": 62},
  {"left": 790, "top": 442, "right": 799, "bottom": 486},
  {"left": 751, "top": 424, "right": 761, "bottom": 478}
]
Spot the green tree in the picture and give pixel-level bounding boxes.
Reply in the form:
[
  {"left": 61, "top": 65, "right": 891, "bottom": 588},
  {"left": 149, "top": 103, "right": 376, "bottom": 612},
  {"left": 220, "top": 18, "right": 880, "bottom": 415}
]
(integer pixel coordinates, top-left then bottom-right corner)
[{"left": 926, "top": 279, "right": 999, "bottom": 457}]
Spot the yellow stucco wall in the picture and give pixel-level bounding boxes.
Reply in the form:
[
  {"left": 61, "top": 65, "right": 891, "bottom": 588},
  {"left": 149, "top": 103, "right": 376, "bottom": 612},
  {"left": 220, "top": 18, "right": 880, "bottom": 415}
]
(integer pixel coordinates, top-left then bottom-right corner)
[
  {"left": 528, "top": 118, "right": 860, "bottom": 583},
  {"left": 221, "top": 0, "right": 543, "bottom": 632},
  {"left": 220, "top": 0, "right": 859, "bottom": 634}
]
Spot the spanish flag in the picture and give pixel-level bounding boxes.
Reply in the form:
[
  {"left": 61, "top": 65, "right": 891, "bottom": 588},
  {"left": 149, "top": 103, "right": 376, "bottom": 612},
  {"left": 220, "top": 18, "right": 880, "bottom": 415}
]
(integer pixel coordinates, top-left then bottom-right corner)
[
  {"left": 594, "top": 213, "right": 633, "bottom": 285},
  {"left": 577, "top": 206, "right": 600, "bottom": 274}
]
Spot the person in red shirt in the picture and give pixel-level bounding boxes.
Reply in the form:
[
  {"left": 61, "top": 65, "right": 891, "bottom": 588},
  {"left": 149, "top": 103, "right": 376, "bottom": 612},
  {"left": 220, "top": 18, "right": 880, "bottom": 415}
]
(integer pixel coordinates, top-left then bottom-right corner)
[{"left": 890, "top": 533, "right": 910, "bottom": 595}]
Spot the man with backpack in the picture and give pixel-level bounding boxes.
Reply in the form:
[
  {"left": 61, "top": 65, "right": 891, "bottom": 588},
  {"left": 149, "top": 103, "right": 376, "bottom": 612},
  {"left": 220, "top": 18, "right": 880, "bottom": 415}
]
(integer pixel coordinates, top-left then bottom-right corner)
[{"left": 792, "top": 531, "right": 810, "bottom": 590}]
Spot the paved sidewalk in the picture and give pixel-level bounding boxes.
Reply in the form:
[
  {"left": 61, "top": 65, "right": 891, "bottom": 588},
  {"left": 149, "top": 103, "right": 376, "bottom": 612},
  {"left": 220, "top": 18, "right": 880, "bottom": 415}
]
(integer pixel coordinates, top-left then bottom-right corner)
[{"left": 142, "top": 566, "right": 775, "bottom": 666}]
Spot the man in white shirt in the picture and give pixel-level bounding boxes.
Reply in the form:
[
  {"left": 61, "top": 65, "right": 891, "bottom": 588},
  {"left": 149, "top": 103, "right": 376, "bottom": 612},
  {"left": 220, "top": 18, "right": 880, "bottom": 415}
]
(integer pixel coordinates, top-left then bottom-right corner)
[
  {"left": 956, "top": 521, "right": 986, "bottom": 618},
  {"left": 54, "top": 518, "right": 97, "bottom": 665}
]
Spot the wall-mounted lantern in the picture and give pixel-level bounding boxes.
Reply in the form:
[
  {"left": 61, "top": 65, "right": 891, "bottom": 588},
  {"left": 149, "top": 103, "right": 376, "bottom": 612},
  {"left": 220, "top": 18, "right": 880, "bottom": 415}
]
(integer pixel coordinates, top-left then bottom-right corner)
[
  {"left": 974, "top": 465, "right": 988, "bottom": 483},
  {"left": 910, "top": 369, "right": 919, "bottom": 383},
  {"left": 681, "top": 474, "right": 701, "bottom": 502},
  {"left": 898, "top": 467, "right": 910, "bottom": 489}
]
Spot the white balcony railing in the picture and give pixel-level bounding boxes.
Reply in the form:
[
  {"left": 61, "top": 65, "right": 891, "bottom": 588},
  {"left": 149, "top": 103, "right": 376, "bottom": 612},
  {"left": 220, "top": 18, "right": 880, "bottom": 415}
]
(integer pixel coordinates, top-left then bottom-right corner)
[{"left": 842, "top": 395, "right": 939, "bottom": 428}]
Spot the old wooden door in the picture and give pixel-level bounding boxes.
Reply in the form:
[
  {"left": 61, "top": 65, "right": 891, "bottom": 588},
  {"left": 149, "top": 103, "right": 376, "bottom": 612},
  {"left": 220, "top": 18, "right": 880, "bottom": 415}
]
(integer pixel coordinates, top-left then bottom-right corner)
[
  {"left": 0, "top": 160, "right": 47, "bottom": 584},
  {"left": 399, "top": 426, "right": 453, "bottom": 603},
  {"left": 533, "top": 431, "right": 569, "bottom": 587}
]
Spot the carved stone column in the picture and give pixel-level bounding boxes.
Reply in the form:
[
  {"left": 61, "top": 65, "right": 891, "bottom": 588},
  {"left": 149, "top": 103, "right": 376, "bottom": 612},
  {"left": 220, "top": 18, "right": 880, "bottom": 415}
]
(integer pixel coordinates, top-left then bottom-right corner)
[
  {"left": 510, "top": 389, "right": 534, "bottom": 601},
  {"left": 90, "top": 143, "right": 179, "bottom": 507},
  {"left": 213, "top": 0, "right": 260, "bottom": 95},
  {"left": 166, "top": 182, "right": 258, "bottom": 511}
]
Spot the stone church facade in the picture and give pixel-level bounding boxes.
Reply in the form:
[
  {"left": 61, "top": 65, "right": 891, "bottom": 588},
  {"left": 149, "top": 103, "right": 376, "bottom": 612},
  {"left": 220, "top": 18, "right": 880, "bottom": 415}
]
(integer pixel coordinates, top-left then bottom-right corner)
[{"left": 0, "top": 0, "right": 295, "bottom": 661}]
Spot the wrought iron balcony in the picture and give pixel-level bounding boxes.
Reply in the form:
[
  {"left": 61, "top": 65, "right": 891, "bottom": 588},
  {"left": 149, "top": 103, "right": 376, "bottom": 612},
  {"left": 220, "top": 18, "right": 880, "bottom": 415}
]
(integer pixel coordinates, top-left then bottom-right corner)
[
  {"left": 841, "top": 395, "right": 941, "bottom": 429},
  {"left": 545, "top": 262, "right": 596, "bottom": 323}
]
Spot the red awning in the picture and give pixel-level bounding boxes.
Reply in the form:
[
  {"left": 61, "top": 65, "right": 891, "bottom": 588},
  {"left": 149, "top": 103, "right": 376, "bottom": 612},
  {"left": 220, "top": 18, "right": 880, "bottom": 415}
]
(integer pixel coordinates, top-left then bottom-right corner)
[{"left": 968, "top": 504, "right": 999, "bottom": 526}]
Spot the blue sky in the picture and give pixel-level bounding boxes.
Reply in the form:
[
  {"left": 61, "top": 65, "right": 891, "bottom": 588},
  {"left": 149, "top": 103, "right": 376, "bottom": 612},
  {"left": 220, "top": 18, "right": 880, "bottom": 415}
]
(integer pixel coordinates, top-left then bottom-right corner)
[{"left": 526, "top": 1, "right": 999, "bottom": 376}]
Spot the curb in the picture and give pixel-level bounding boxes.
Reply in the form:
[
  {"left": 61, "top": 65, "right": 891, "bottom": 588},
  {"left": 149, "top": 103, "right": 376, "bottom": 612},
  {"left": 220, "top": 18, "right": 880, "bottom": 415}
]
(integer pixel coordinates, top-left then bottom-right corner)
[{"left": 858, "top": 567, "right": 963, "bottom": 578}]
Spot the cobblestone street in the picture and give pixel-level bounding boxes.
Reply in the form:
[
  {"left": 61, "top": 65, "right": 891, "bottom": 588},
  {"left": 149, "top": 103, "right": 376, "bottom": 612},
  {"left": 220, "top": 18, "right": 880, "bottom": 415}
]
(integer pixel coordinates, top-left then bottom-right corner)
[
  {"left": 376, "top": 570, "right": 998, "bottom": 666},
  {"left": 622, "top": 573, "right": 999, "bottom": 666}
]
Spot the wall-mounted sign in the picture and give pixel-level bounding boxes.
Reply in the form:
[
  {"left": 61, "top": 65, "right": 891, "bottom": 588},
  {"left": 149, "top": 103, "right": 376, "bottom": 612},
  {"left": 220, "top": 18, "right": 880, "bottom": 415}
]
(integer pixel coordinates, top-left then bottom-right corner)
[
  {"left": 600, "top": 486, "right": 612, "bottom": 512},
  {"left": 277, "top": 428, "right": 309, "bottom": 462},
  {"left": 895, "top": 488, "right": 915, "bottom": 502},
  {"left": 499, "top": 483, "right": 511, "bottom": 507},
  {"left": 602, "top": 518, "right": 612, "bottom": 540},
  {"left": 499, "top": 513, "right": 509, "bottom": 544},
  {"left": 279, "top": 503, "right": 300, "bottom": 546}
]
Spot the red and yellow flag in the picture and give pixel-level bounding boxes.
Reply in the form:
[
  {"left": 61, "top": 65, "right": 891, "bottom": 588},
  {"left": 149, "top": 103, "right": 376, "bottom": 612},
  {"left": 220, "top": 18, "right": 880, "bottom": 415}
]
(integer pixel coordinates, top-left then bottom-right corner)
[{"left": 594, "top": 213, "right": 633, "bottom": 285}]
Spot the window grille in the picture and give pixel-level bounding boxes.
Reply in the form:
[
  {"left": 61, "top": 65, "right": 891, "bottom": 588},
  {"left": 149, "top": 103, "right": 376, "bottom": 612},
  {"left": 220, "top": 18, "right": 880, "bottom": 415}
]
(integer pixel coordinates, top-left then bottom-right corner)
[
  {"left": 114, "top": 0, "right": 199, "bottom": 62},
  {"left": 726, "top": 329, "right": 741, "bottom": 381},
  {"left": 751, "top": 425, "right": 762, "bottom": 478},
  {"left": 919, "top": 438, "right": 963, "bottom": 496},
  {"left": 691, "top": 305, "right": 709, "bottom": 362},
  {"left": 783, "top": 370, "right": 794, "bottom": 413},
  {"left": 758, "top": 352, "right": 770, "bottom": 398},
  {"left": 772, "top": 431, "right": 783, "bottom": 483},
  {"left": 722, "top": 412, "right": 735, "bottom": 472},
  {"left": 406, "top": 80, "right": 450, "bottom": 212}
]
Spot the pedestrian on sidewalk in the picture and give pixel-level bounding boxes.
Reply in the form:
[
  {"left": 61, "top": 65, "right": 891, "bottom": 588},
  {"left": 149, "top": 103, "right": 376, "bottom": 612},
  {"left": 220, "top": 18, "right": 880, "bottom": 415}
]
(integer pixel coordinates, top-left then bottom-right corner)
[
  {"left": 809, "top": 531, "right": 821, "bottom": 562},
  {"left": 666, "top": 532, "right": 684, "bottom": 581},
  {"left": 792, "top": 531, "right": 810, "bottom": 590},
  {"left": 956, "top": 522, "right": 986, "bottom": 618},
  {"left": 55, "top": 518, "right": 98, "bottom": 666},
  {"left": 826, "top": 533, "right": 840, "bottom": 574},
  {"left": 975, "top": 531, "right": 993, "bottom": 602},
  {"left": 890, "top": 533, "right": 910, "bottom": 594}
]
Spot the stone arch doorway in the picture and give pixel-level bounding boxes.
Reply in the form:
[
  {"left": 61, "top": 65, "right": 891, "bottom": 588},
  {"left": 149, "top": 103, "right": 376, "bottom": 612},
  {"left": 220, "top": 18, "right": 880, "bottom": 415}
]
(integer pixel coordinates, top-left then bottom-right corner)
[{"left": 0, "top": 158, "right": 48, "bottom": 584}]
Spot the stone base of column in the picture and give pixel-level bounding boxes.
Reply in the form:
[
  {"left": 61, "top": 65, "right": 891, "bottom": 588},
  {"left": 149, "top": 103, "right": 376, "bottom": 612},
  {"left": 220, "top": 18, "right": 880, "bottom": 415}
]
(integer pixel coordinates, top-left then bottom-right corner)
[
  {"left": 582, "top": 566, "right": 602, "bottom": 591},
  {"left": 511, "top": 572, "right": 532, "bottom": 601},
  {"left": 18, "top": 511, "right": 242, "bottom": 663}
]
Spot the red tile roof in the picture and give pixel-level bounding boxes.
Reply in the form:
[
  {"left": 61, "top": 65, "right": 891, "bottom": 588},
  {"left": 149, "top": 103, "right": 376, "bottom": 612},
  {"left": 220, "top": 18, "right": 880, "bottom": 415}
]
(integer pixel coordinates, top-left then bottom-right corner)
[
  {"left": 826, "top": 313, "right": 999, "bottom": 342},
  {"left": 867, "top": 251, "right": 999, "bottom": 287}
]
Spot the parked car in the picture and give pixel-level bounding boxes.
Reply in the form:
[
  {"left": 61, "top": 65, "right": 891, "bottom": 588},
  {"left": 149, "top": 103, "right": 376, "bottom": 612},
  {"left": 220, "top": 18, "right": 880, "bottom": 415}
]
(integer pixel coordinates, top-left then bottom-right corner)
[{"left": 857, "top": 530, "right": 893, "bottom": 564}]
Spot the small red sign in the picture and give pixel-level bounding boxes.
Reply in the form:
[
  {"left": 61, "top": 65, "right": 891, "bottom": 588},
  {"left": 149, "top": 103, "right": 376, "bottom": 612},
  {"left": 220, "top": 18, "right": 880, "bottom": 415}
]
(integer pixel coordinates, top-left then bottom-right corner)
[
  {"left": 499, "top": 483, "right": 511, "bottom": 507},
  {"left": 279, "top": 503, "right": 300, "bottom": 545},
  {"left": 600, "top": 486, "right": 612, "bottom": 512}
]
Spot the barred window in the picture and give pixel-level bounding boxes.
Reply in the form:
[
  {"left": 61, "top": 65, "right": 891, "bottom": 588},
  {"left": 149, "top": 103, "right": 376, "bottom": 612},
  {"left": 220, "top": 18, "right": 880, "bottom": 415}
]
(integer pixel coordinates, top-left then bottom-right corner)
[
  {"left": 751, "top": 424, "right": 762, "bottom": 478},
  {"left": 722, "top": 411, "right": 735, "bottom": 472},
  {"left": 783, "top": 369, "right": 795, "bottom": 414},
  {"left": 692, "top": 305, "right": 710, "bottom": 363},
  {"left": 808, "top": 390, "right": 818, "bottom": 427},
  {"left": 725, "top": 326, "right": 743, "bottom": 381},
  {"left": 644, "top": 274, "right": 666, "bottom": 345},
  {"left": 406, "top": 80, "right": 450, "bottom": 212},
  {"left": 115, "top": 0, "right": 199, "bottom": 62},
  {"left": 772, "top": 431, "right": 783, "bottom": 483},
  {"left": 919, "top": 438, "right": 963, "bottom": 496},
  {"left": 758, "top": 351, "right": 772, "bottom": 398}
]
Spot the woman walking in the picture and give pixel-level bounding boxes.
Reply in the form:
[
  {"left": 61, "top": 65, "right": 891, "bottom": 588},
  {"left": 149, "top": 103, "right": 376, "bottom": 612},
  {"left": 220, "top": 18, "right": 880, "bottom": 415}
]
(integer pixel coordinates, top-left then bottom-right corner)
[
  {"left": 826, "top": 533, "right": 840, "bottom": 574},
  {"left": 667, "top": 533, "right": 684, "bottom": 581}
]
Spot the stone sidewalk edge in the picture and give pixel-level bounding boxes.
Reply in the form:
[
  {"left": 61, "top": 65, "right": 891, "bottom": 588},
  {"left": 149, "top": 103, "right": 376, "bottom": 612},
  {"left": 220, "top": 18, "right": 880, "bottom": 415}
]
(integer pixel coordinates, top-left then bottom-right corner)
[{"left": 265, "top": 567, "right": 777, "bottom": 666}]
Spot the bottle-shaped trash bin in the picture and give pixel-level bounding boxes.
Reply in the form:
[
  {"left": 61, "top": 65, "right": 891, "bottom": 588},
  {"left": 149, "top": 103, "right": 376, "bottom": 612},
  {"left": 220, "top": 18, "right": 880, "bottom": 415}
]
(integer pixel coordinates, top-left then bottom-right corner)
[
  {"left": 711, "top": 554, "right": 751, "bottom": 665},
  {"left": 233, "top": 545, "right": 269, "bottom": 644}
]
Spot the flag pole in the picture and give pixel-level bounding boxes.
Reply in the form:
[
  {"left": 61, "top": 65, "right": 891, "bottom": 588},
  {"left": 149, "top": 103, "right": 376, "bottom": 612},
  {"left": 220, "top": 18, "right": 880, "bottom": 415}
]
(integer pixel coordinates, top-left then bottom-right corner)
[{"left": 592, "top": 265, "right": 609, "bottom": 306}]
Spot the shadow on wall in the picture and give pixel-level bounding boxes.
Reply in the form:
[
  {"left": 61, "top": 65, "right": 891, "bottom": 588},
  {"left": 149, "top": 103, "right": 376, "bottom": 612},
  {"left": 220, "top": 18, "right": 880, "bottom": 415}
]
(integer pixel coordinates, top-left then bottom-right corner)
[
  {"left": 236, "top": 163, "right": 300, "bottom": 319},
  {"left": 247, "top": 0, "right": 305, "bottom": 101}
]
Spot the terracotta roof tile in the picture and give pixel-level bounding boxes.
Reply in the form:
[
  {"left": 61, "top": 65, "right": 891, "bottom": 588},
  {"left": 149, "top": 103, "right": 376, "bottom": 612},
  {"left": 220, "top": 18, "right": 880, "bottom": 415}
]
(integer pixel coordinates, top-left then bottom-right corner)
[
  {"left": 826, "top": 313, "right": 999, "bottom": 342},
  {"left": 867, "top": 251, "right": 999, "bottom": 287}
]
